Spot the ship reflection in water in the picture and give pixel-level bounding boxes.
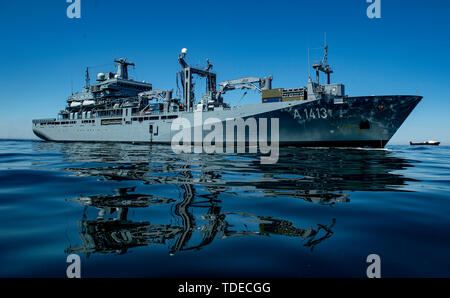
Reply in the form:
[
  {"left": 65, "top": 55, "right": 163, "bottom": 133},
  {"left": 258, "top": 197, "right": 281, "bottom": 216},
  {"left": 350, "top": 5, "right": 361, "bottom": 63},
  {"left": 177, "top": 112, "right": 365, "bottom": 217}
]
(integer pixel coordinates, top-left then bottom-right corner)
[
  {"left": 31, "top": 142, "right": 416, "bottom": 258},
  {"left": 65, "top": 186, "right": 337, "bottom": 256}
]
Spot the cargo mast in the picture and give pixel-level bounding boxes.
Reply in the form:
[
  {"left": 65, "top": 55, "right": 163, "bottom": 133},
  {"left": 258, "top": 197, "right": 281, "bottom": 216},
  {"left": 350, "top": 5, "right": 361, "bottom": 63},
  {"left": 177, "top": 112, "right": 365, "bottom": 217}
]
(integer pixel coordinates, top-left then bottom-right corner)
[{"left": 178, "top": 48, "right": 217, "bottom": 111}]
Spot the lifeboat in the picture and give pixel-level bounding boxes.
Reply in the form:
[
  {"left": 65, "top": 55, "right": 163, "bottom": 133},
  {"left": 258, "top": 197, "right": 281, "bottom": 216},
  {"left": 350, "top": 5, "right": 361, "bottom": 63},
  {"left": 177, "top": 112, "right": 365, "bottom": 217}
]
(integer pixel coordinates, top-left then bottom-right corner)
[{"left": 82, "top": 100, "right": 95, "bottom": 107}]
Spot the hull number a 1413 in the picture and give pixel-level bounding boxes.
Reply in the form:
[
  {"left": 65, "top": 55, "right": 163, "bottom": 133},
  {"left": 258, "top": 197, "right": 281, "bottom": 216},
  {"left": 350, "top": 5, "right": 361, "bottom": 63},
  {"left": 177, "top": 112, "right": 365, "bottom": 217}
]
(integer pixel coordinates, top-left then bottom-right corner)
[{"left": 293, "top": 107, "right": 328, "bottom": 120}]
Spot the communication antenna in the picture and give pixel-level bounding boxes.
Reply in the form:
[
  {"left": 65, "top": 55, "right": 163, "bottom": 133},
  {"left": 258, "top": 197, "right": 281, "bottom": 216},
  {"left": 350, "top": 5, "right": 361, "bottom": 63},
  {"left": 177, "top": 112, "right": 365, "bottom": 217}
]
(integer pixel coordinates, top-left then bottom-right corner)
[
  {"left": 308, "top": 47, "right": 310, "bottom": 80},
  {"left": 85, "top": 67, "right": 90, "bottom": 88}
]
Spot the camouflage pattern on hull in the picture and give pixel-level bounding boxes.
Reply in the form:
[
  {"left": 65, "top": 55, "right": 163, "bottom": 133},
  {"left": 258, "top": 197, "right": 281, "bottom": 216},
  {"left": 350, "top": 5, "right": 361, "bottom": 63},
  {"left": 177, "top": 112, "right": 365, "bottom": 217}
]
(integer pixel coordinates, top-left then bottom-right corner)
[{"left": 249, "top": 95, "right": 421, "bottom": 147}]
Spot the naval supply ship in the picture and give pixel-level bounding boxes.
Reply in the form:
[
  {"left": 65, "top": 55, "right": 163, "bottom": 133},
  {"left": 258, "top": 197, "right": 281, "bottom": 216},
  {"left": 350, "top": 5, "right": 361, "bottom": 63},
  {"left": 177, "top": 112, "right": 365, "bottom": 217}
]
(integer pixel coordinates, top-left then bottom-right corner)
[{"left": 32, "top": 47, "right": 421, "bottom": 147}]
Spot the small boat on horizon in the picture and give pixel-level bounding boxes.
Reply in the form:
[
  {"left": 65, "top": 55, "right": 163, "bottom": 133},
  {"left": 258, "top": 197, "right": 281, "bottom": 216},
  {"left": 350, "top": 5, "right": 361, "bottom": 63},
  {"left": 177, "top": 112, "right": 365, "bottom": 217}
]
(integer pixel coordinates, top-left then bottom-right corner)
[{"left": 410, "top": 140, "right": 440, "bottom": 146}]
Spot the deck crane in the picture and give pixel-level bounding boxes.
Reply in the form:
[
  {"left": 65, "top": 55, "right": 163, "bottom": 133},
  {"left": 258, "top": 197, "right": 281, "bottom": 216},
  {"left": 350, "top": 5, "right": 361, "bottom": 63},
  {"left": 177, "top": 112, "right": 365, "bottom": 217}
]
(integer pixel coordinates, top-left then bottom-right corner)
[
  {"left": 138, "top": 89, "right": 173, "bottom": 113},
  {"left": 218, "top": 76, "right": 273, "bottom": 106},
  {"left": 177, "top": 48, "right": 274, "bottom": 110},
  {"left": 218, "top": 76, "right": 273, "bottom": 95}
]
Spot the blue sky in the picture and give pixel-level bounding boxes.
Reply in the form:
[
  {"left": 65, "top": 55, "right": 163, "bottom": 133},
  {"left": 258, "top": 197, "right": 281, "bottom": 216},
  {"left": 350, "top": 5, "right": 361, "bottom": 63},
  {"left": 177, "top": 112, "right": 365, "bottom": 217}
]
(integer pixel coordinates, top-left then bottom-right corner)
[{"left": 0, "top": 0, "right": 449, "bottom": 144}]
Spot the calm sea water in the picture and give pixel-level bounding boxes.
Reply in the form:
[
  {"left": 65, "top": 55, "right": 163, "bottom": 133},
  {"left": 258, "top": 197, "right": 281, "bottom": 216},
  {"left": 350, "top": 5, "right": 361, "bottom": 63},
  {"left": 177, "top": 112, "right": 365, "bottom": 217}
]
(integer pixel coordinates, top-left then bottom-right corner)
[{"left": 0, "top": 139, "right": 449, "bottom": 278}]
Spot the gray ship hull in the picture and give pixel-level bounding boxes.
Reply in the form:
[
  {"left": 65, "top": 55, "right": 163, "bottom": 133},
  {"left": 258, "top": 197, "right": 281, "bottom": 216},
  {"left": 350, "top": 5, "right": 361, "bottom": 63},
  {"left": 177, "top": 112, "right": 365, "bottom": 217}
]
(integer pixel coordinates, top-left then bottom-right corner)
[{"left": 32, "top": 95, "right": 421, "bottom": 148}]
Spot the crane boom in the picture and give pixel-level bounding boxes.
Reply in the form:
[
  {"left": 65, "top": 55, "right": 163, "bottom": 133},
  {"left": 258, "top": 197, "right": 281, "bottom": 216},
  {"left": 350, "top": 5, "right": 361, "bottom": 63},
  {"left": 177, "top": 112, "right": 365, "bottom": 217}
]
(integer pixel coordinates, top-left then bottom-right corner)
[{"left": 218, "top": 76, "right": 272, "bottom": 94}]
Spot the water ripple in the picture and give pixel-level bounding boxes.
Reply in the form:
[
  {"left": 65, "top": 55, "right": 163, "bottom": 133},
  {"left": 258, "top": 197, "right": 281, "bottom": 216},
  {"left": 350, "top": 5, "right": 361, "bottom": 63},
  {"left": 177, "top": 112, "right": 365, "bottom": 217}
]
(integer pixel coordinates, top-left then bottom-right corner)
[{"left": 0, "top": 140, "right": 449, "bottom": 277}]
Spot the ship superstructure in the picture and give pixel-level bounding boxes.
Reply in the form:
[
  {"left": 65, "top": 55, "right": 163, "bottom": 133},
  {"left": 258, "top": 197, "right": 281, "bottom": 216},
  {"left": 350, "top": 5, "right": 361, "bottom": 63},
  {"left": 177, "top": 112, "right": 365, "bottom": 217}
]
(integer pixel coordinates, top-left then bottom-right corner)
[{"left": 32, "top": 47, "right": 421, "bottom": 147}]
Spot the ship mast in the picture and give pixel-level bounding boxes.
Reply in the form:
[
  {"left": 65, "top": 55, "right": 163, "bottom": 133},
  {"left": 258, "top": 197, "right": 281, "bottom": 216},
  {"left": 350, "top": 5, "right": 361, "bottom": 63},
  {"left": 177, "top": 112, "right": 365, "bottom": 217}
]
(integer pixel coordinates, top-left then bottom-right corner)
[
  {"left": 85, "top": 67, "right": 90, "bottom": 88},
  {"left": 114, "top": 58, "right": 135, "bottom": 80},
  {"left": 312, "top": 40, "right": 333, "bottom": 85}
]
